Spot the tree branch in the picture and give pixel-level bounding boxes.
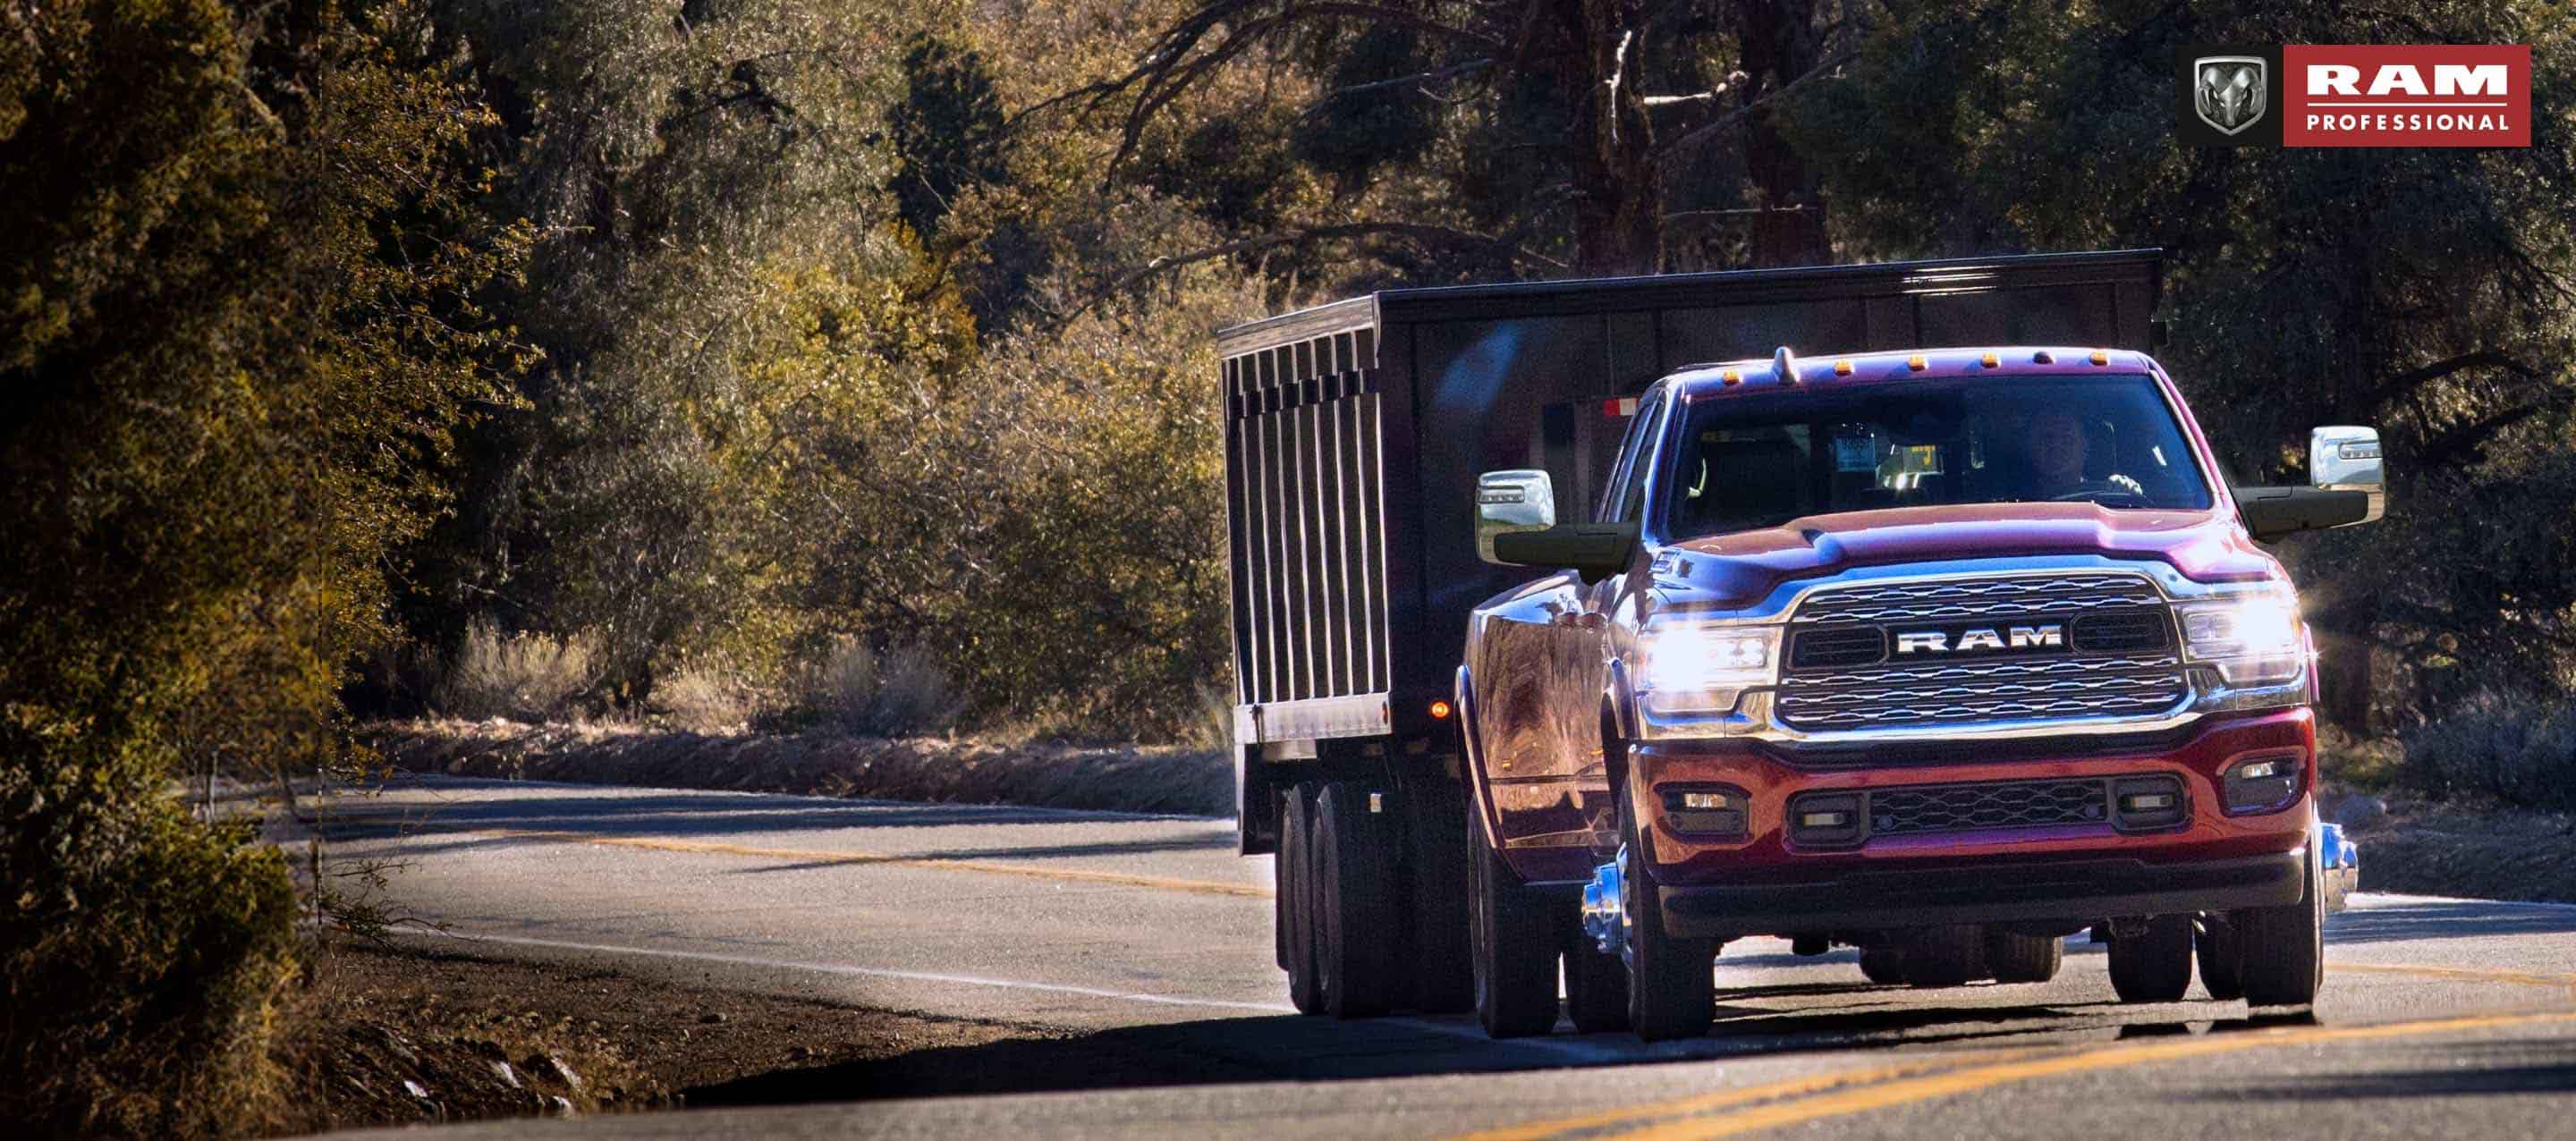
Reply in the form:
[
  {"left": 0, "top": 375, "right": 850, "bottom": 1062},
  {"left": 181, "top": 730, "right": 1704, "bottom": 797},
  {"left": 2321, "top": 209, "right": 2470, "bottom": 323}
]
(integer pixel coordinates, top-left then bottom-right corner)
[
  {"left": 2362, "top": 349, "right": 2537, "bottom": 410},
  {"left": 1654, "top": 52, "right": 1848, "bottom": 167}
]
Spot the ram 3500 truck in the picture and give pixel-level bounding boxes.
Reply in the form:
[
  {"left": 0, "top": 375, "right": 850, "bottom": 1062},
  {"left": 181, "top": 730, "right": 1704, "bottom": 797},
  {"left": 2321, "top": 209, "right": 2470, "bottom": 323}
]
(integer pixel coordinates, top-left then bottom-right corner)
[{"left": 1217, "top": 251, "right": 2382, "bottom": 1040}]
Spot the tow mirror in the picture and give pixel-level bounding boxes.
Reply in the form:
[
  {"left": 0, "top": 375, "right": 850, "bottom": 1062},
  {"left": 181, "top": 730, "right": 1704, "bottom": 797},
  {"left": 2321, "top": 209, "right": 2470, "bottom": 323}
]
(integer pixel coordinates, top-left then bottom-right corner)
[
  {"left": 2309, "top": 425, "right": 2385, "bottom": 523},
  {"left": 1490, "top": 522, "right": 1641, "bottom": 585},
  {"left": 2233, "top": 425, "right": 2386, "bottom": 543},
  {"left": 1475, "top": 469, "right": 1557, "bottom": 564}
]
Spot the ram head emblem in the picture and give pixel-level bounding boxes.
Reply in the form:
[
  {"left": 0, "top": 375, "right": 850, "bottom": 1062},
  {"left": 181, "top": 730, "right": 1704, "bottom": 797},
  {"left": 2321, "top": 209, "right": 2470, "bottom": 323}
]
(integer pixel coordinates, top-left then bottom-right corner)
[{"left": 2193, "top": 55, "right": 2267, "bottom": 135}]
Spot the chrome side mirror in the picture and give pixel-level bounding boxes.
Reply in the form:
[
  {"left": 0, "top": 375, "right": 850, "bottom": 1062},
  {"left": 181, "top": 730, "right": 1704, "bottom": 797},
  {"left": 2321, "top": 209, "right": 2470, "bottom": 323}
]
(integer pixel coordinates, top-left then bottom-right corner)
[
  {"left": 2309, "top": 426, "right": 2385, "bottom": 524},
  {"left": 1475, "top": 469, "right": 1556, "bottom": 564}
]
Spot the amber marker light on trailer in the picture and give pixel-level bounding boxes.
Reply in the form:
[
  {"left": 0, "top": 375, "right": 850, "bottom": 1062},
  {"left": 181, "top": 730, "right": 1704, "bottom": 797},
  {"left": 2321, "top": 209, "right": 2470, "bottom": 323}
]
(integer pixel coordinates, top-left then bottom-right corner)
[{"left": 1428, "top": 700, "right": 1453, "bottom": 720}]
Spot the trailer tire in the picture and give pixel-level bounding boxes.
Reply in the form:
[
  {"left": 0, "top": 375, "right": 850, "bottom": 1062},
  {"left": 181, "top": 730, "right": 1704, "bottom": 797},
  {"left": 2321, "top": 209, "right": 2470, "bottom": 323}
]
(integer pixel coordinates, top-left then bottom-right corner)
[
  {"left": 1279, "top": 783, "right": 1325, "bottom": 1014},
  {"left": 2196, "top": 917, "right": 2244, "bottom": 1001},
  {"left": 1469, "top": 798, "right": 1560, "bottom": 1037},
  {"left": 1903, "top": 925, "right": 1989, "bottom": 987},
  {"left": 1314, "top": 781, "right": 1401, "bottom": 1018},
  {"left": 1619, "top": 790, "right": 1716, "bottom": 1042},
  {"left": 1563, "top": 934, "right": 1631, "bottom": 1034},
  {"left": 2233, "top": 839, "right": 2325, "bottom": 1008},
  {"left": 1984, "top": 929, "right": 2063, "bottom": 985},
  {"left": 1401, "top": 777, "right": 1475, "bottom": 1013},
  {"left": 2107, "top": 915, "right": 2195, "bottom": 1003}
]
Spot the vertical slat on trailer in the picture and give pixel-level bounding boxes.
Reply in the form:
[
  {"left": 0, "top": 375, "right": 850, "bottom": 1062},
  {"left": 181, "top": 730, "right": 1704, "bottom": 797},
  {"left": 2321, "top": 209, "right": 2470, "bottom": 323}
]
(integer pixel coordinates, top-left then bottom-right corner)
[
  {"left": 1315, "top": 371, "right": 1345, "bottom": 697},
  {"left": 1223, "top": 358, "right": 1251, "bottom": 705},
  {"left": 1264, "top": 354, "right": 1295, "bottom": 704}
]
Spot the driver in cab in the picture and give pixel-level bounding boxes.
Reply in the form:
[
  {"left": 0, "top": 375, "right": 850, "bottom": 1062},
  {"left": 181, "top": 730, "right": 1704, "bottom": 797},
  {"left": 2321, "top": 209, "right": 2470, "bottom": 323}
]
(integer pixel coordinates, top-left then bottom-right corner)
[{"left": 2020, "top": 410, "right": 2143, "bottom": 502}]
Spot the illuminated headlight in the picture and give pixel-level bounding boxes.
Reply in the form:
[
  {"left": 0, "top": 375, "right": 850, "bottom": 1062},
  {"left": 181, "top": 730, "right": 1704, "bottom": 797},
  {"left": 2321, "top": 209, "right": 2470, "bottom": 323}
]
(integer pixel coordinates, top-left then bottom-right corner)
[
  {"left": 1637, "top": 623, "right": 1780, "bottom": 715},
  {"left": 2176, "top": 587, "right": 2305, "bottom": 687}
]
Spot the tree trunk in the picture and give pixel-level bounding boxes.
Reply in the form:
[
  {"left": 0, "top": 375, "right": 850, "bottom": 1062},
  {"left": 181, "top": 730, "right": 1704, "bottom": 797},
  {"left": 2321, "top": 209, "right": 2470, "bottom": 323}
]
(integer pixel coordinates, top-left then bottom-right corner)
[
  {"left": 1563, "top": 0, "right": 1663, "bottom": 275},
  {"left": 1729, "top": 0, "right": 1830, "bottom": 266}
]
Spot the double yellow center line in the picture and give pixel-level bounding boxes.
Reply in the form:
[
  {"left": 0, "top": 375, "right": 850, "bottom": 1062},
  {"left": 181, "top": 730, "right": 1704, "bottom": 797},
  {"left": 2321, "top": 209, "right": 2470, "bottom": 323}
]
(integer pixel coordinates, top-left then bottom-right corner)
[{"left": 1467, "top": 1008, "right": 2576, "bottom": 1140}]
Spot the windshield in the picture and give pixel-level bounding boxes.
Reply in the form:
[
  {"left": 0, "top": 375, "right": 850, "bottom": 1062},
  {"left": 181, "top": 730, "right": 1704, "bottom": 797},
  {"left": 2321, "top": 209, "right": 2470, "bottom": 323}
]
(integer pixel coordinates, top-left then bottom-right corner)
[{"left": 1657, "top": 374, "right": 2213, "bottom": 541}]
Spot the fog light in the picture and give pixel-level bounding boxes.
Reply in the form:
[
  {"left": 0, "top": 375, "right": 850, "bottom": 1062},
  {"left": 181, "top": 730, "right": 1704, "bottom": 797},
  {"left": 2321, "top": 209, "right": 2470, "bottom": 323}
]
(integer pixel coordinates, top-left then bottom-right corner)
[
  {"left": 1661, "top": 787, "right": 1749, "bottom": 837},
  {"left": 2224, "top": 754, "right": 2302, "bottom": 816},
  {"left": 1787, "top": 792, "right": 1864, "bottom": 846},
  {"left": 2111, "top": 776, "right": 2187, "bottom": 831}
]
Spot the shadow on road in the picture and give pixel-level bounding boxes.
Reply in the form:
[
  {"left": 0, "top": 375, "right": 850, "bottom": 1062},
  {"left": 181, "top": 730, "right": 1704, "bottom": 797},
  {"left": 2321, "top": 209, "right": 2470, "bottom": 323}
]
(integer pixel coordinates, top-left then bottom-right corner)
[
  {"left": 681, "top": 990, "right": 2209, "bottom": 1111},
  {"left": 2183, "top": 1035, "right": 2576, "bottom": 1099}
]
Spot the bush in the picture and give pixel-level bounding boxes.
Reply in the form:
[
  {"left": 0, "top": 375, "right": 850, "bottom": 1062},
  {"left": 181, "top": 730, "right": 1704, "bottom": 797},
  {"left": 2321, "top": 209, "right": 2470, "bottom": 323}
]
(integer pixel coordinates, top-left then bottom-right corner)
[
  {"left": 652, "top": 660, "right": 759, "bottom": 732},
  {"left": 797, "top": 639, "right": 962, "bottom": 737},
  {"left": 2400, "top": 693, "right": 2576, "bottom": 811},
  {"left": 436, "top": 618, "right": 599, "bottom": 722}
]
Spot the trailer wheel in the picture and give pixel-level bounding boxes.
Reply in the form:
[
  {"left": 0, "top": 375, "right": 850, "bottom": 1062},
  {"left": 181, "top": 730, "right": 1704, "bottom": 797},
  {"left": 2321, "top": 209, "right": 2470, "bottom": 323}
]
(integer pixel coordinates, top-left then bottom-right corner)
[
  {"left": 1619, "top": 790, "right": 1716, "bottom": 1042},
  {"left": 2233, "top": 838, "right": 2325, "bottom": 1008},
  {"left": 1985, "top": 929, "right": 2063, "bottom": 985},
  {"left": 2106, "top": 915, "right": 2195, "bottom": 1003},
  {"left": 1468, "top": 798, "right": 1560, "bottom": 1038},
  {"left": 1278, "top": 783, "right": 1324, "bottom": 1015},
  {"left": 1400, "top": 777, "right": 1475, "bottom": 1013},
  {"left": 1314, "top": 781, "right": 1402, "bottom": 1018},
  {"left": 2196, "top": 917, "right": 2244, "bottom": 1001},
  {"left": 1902, "top": 925, "right": 1989, "bottom": 988},
  {"left": 1563, "top": 934, "right": 1631, "bottom": 1034},
  {"left": 1858, "top": 947, "right": 1907, "bottom": 985}
]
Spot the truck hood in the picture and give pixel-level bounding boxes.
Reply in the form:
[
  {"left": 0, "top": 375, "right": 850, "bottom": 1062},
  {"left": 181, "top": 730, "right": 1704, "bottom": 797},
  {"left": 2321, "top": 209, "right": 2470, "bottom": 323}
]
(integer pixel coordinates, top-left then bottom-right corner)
[{"left": 1657, "top": 503, "right": 2278, "bottom": 606}]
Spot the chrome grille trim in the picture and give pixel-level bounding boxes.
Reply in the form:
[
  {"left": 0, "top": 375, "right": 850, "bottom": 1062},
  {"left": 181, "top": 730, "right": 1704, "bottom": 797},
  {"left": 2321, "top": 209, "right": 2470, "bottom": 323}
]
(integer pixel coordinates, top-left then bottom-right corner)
[{"left": 1777, "top": 572, "right": 2189, "bottom": 732}]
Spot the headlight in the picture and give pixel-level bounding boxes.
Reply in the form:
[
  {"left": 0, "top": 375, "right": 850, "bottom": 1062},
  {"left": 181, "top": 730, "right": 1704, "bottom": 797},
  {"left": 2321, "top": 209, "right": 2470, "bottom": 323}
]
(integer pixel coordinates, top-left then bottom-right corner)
[
  {"left": 1637, "top": 623, "right": 1780, "bottom": 714},
  {"left": 2175, "top": 587, "right": 2305, "bottom": 687}
]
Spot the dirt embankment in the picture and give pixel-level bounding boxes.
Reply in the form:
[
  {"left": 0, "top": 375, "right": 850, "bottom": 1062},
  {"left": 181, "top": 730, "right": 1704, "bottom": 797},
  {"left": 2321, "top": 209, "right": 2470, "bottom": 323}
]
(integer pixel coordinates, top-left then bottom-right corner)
[
  {"left": 367, "top": 719, "right": 1234, "bottom": 817},
  {"left": 2343, "top": 798, "right": 2576, "bottom": 905},
  {"left": 272, "top": 939, "right": 1049, "bottom": 1136}
]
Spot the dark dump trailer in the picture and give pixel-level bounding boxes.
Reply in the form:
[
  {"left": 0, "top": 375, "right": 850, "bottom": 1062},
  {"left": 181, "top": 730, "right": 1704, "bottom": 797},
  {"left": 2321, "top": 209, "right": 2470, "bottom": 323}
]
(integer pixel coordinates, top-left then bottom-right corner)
[{"left": 1222, "top": 251, "right": 2165, "bottom": 1018}]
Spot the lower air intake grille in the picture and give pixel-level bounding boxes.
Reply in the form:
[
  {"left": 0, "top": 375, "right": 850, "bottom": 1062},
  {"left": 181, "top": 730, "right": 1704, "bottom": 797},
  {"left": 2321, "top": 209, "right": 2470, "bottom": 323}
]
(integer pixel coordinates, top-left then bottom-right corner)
[{"left": 1866, "top": 779, "right": 2108, "bottom": 836}]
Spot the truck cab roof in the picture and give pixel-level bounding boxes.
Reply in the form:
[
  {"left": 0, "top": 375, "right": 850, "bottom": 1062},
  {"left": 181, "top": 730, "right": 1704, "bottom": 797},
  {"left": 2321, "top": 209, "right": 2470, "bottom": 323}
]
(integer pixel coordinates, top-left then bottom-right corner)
[{"left": 1667, "top": 347, "right": 2159, "bottom": 398}]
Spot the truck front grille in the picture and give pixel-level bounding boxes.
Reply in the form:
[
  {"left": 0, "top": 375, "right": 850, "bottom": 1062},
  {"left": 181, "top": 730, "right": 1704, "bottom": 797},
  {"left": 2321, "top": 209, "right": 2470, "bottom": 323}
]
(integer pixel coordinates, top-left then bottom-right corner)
[{"left": 1777, "top": 572, "right": 2187, "bottom": 732}]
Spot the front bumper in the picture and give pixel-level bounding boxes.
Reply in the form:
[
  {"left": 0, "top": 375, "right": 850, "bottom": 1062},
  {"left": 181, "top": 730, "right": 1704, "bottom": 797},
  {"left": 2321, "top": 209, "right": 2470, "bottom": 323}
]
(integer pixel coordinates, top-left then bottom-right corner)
[{"left": 1658, "top": 849, "right": 2304, "bottom": 940}]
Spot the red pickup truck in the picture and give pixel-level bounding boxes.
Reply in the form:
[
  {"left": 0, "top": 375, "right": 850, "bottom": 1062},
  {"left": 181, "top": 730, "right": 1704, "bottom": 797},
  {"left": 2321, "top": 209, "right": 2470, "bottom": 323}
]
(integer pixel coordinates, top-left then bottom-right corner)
[
  {"left": 1217, "top": 253, "right": 2381, "bottom": 1042},
  {"left": 1463, "top": 345, "right": 2380, "bottom": 1039}
]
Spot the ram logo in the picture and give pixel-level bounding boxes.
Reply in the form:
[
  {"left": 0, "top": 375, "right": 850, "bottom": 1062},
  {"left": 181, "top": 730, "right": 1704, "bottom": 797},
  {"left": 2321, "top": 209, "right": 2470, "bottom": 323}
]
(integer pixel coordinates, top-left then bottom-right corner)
[{"left": 1894, "top": 624, "right": 2065, "bottom": 655}]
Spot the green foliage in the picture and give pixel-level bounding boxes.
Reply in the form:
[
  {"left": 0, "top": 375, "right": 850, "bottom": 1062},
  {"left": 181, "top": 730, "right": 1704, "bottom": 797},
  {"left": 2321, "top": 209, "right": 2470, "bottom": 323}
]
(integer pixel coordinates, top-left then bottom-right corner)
[
  {"left": 892, "top": 33, "right": 1010, "bottom": 239},
  {"left": 0, "top": 0, "right": 525, "bottom": 1130}
]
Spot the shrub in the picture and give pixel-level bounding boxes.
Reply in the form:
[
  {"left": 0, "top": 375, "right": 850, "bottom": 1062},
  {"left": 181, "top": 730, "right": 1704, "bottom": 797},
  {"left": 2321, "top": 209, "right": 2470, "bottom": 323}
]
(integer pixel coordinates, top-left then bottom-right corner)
[
  {"left": 797, "top": 639, "right": 962, "bottom": 737},
  {"left": 436, "top": 618, "right": 600, "bottom": 722},
  {"left": 654, "top": 660, "right": 759, "bottom": 732},
  {"left": 2399, "top": 693, "right": 2576, "bottom": 812}
]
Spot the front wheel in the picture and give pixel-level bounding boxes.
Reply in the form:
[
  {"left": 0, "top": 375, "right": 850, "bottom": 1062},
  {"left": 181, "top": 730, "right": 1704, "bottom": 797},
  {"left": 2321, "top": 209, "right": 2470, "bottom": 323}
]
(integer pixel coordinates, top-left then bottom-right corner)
[
  {"left": 2106, "top": 915, "right": 2194, "bottom": 1003},
  {"left": 1469, "top": 799, "right": 1560, "bottom": 1038},
  {"left": 1619, "top": 791, "right": 1716, "bottom": 1042},
  {"left": 2196, "top": 917, "right": 2244, "bottom": 1001},
  {"left": 2233, "top": 840, "right": 2325, "bottom": 1007}
]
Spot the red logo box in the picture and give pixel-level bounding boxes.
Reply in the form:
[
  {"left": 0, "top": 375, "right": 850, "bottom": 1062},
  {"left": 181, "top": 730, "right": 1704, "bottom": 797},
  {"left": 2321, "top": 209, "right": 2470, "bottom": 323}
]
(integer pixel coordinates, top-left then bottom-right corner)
[{"left": 2284, "top": 45, "right": 2530, "bottom": 148}]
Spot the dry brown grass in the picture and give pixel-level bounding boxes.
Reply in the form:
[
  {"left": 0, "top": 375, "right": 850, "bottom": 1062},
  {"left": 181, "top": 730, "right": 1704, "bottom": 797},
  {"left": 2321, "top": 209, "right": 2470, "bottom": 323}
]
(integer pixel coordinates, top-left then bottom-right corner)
[{"left": 369, "top": 719, "right": 1232, "bottom": 817}]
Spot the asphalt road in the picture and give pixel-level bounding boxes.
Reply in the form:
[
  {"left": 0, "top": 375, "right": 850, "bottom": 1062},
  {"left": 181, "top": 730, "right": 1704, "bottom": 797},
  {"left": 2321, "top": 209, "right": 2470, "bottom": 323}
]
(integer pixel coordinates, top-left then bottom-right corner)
[{"left": 319, "top": 776, "right": 2576, "bottom": 1138}]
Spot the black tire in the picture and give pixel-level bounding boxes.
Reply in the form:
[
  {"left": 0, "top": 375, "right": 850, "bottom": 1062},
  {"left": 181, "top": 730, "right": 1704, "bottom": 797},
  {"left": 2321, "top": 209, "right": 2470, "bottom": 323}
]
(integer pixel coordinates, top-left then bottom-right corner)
[
  {"left": 1314, "top": 781, "right": 1401, "bottom": 1018},
  {"left": 2106, "top": 915, "right": 2195, "bottom": 1003},
  {"left": 1858, "top": 947, "right": 1908, "bottom": 985},
  {"left": 1279, "top": 783, "right": 1324, "bottom": 1015},
  {"left": 1985, "top": 929, "right": 2063, "bottom": 985},
  {"left": 1400, "top": 777, "right": 1475, "bottom": 1014},
  {"left": 2233, "top": 838, "right": 2325, "bottom": 1007},
  {"left": 1563, "top": 935, "right": 1631, "bottom": 1034},
  {"left": 1619, "top": 790, "right": 1716, "bottom": 1042},
  {"left": 2196, "top": 917, "right": 2245, "bottom": 1001},
  {"left": 1903, "top": 925, "right": 1989, "bottom": 988},
  {"left": 1469, "top": 796, "right": 1560, "bottom": 1037}
]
